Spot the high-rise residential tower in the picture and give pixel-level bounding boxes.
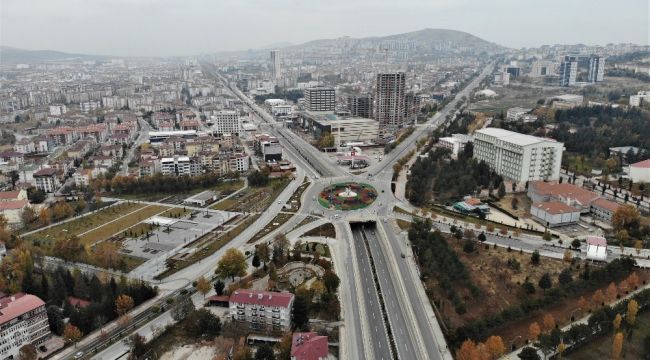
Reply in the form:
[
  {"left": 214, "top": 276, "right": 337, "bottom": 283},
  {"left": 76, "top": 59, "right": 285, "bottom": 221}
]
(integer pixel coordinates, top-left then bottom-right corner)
[
  {"left": 374, "top": 72, "right": 406, "bottom": 128},
  {"left": 270, "top": 50, "right": 281, "bottom": 80}
]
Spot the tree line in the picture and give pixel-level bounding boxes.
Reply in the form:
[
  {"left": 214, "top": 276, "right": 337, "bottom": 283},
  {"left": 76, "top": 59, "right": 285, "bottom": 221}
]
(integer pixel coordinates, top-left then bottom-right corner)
[
  {"left": 408, "top": 218, "right": 480, "bottom": 315},
  {"left": 24, "top": 266, "right": 158, "bottom": 337},
  {"left": 92, "top": 172, "right": 238, "bottom": 195}
]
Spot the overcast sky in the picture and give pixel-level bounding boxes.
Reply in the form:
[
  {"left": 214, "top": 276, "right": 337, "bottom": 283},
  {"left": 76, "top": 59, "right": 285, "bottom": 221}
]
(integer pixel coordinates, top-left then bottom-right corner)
[{"left": 1, "top": 0, "right": 648, "bottom": 57}]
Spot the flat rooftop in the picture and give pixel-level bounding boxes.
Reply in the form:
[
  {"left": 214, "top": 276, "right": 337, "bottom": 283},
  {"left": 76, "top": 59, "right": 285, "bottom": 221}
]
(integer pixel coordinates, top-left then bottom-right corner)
[{"left": 477, "top": 127, "right": 557, "bottom": 147}]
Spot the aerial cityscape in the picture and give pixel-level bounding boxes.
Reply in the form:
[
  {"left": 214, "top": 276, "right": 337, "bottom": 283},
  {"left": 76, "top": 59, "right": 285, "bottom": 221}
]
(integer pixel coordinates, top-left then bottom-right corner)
[{"left": 1, "top": 1, "right": 650, "bottom": 359}]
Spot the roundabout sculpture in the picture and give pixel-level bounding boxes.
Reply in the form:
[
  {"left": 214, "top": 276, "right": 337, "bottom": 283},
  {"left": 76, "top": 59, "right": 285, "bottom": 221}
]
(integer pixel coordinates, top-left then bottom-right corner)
[{"left": 318, "top": 182, "right": 377, "bottom": 210}]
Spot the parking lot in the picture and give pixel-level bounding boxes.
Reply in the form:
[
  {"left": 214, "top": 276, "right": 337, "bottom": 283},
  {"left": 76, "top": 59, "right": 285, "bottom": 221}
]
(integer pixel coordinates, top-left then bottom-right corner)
[{"left": 120, "top": 209, "right": 237, "bottom": 260}]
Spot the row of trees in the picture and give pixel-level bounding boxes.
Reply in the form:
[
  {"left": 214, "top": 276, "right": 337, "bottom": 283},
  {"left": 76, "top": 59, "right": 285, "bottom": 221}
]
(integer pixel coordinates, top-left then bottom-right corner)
[
  {"left": 409, "top": 219, "right": 479, "bottom": 314},
  {"left": 92, "top": 172, "right": 238, "bottom": 195}
]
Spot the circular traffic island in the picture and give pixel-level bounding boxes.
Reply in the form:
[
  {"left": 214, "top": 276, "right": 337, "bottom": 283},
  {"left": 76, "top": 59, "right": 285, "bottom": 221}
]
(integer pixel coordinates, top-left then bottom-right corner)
[{"left": 318, "top": 182, "right": 378, "bottom": 211}]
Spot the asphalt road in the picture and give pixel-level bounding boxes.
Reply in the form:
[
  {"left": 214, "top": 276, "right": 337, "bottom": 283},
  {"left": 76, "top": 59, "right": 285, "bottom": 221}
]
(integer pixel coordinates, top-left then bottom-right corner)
[{"left": 350, "top": 225, "right": 394, "bottom": 359}]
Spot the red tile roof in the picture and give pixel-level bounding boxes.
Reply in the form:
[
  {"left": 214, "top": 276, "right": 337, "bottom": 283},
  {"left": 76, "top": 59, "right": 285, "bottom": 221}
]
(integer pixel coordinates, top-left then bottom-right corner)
[
  {"left": 0, "top": 293, "right": 46, "bottom": 325},
  {"left": 530, "top": 181, "right": 599, "bottom": 206},
  {"left": 591, "top": 198, "right": 620, "bottom": 212},
  {"left": 0, "top": 199, "right": 28, "bottom": 210},
  {"left": 587, "top": 236, "right": 607, "bottom": 246},
  {"left": 533, "top": 201, "right": 579, "bottom": 215},
  {"left": 0, "top": 191, "right": 22, "bottom": 200},
  {"left": 631, "top": 159, "right": 650, "bottom": 169},
  {"left": 229, "top": 289, "right": 293, "bottom": 308},
  {"left": 67, "top": 296, "right": 91, "bottom": 309},
  {"left": 291, "top": 332, "right": 328, "bottom": 360}
]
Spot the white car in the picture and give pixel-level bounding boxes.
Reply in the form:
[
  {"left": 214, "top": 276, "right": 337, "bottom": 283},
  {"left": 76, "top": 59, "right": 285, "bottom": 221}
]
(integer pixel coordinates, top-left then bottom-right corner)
[{"left": 74, "top": 352, "right": 84, "bottom": 359}]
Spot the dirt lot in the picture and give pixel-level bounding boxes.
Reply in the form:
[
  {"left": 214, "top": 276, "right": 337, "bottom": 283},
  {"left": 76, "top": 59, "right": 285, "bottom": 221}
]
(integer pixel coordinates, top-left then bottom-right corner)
[{"left": 497, "top": 194, "right": 533, "bottom": 219}]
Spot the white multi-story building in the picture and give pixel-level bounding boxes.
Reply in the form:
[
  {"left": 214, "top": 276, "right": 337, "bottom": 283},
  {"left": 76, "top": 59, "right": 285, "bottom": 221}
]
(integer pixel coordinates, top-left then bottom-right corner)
[
  {"left": 0, "top": 293, "right": 51, "bottom": 359},
  {"left": 48, "top": 104, "right": 67, "bottom": 116},
  {"left": 160, "top": 156, "right": 193, "bottom": 176},
  {"left": 473, "top": 128, "right": 564, "bottom": 183},
  {"left": 438, "top": 134, "right": 472, "bottom": 157},
  {"left": 229, "top": 289, "right": 294, "bottom": 332},
  {"left": 211, "top": 111, "right": 241, "bottom": 135},
  {"left": 629, "top": 91, "right": 650, "bottom": 107},
  {"left": 506, "top": 107, "right": 532, "bottom": 122},
  {"left": 33, "top": 167, "right": 60, "bottom": 193}
]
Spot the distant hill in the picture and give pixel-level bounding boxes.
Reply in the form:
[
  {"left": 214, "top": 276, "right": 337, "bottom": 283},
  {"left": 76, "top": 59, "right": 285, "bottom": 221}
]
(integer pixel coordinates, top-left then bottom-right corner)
[
  {"left": 0, "top": 46, "right": 108, "bottom": 64},
  {"left": 284, "top": 28, "right": 505, "bottom": 53}
]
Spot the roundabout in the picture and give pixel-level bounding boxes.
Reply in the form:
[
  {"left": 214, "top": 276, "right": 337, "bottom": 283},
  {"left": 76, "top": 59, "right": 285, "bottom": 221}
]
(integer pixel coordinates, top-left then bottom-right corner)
[{"left": 318, "top": 182, "right": 378, "bottom": 210}]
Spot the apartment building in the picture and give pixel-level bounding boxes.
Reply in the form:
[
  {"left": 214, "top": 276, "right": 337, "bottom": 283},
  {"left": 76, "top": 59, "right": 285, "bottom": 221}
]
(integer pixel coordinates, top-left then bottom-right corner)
[
  {"left": 374, "top": 73, "right": 406, "bottom": 128},
  {"left": 160, "top": 156, "right": 194, "bottom": 176},
  {"left": 0, "top": 293, "right": 51, "bottom": 360},
  {"left": 473, "top": 128, "right": 564, "bottom": 183},
  {"left": 304, "top": 87, "right": 335, "bottom": 112},
  {"left": 33, "top": 168, "right": 60, "bottom": 193},
  {"left": 212, "top": 110, "right": 241, "bottom": 135},
  {"left": 229, "top": 290, "right": 294, "bottom": 332}
]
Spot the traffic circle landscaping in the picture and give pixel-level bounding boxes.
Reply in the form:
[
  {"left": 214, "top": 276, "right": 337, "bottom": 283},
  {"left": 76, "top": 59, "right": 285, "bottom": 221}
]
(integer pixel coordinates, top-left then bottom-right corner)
[{"left": 318, "top": 182, "right": 378, "bottom": 210}]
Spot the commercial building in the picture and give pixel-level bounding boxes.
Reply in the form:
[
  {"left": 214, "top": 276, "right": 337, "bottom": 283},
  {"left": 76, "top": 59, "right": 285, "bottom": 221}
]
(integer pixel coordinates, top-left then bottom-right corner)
[
  {"left": 301, "top": 112, "right": 378, "bottom": 147},
  {"left": 270, "top": 50, "right": 281, "bottom": 80},
  {"left": 346, "top": 95, "right": 373, "bottom": 118},
  {"left": 229, "top": 289, "right": 294, "bottom": 332},
  {"left": 374, "top": 73, "right": 406, "bottom": 128},
  {"left": 559, "top": 55, "right": 605, "bottom": 86},
  {"left": 629, "top": 159, "right": 650, "bottom": 183},
  {"left": 473, "top": 128, "right": 564, "bottom": 183},
  {"left": 493, "top": 71, "right": 510, "bottom": 86},
  {"left": 559, "top": 56, "right": 578, "bottom": 86},
  {"left": 254, "top": 134, "right": 283, "bottom": 162},
  {"left": 304, "top": 87, "right": 335, "bottom": 112},
  {"left": 530, "top": 60, "right": 557, "bottom": 77},
  {"left": 0, "top": 293, "right": 51, "bottom": 359},
  {"left": 291, "top": 332, "right": 329, "bottom": 360},
  {"left": 211, "top": 110, "right": 241, "bottom": 135}
]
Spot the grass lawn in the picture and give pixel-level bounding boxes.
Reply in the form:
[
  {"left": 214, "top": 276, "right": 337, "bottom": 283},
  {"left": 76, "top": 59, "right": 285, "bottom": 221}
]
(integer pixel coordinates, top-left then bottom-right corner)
[
  {"left": 305, "top": 223, "right": 336, "bottom": 238},
  {"left": 288, "top": 216, "right": 319, "bottom": 233},
  {"left": 497, "top": 194, "right": 533, "bottom": 219},
  {"left": 284, "top": 181, "right": 311, "bottom": 213},
  {"left": 78, "top": 205, "right": 168, "bottom": 246},
  {"left": 247, "top": 212, "right": 294, "bottom": 244},
  {"left": 211, "top": 179, "right": 289, "bottom": 212},
  {"left": 566, "top": 310, "right": 650, "bottom": 359},
  {"left": 160, "top": 207, "right": 191, "bottom": 219},
  {"left": 397, "top": 219, "right": 411, "bottom": 230},
  {"left": 24, "top": 203, "right": 145, "bottom": 248},
  {"left": 121, "top": 223, "right": 158, "bottom": 238},
  {"left": 300, "top": 242, "right": 331, "bottom": 257}
]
